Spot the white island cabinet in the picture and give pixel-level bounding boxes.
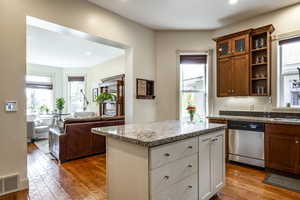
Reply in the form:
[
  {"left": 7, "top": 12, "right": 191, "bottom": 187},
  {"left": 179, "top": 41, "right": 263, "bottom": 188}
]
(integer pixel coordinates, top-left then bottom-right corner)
[{"left": 92, "top": 120, "right": 226, "bottom": 200}]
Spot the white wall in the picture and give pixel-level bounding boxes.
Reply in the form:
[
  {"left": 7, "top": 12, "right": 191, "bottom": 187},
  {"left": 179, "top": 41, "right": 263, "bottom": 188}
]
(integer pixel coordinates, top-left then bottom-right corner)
[
  {"left": 155, "top": 4, "right": 300, "bottom": 120},
  {"left": 0, "top": 0, "right": 155, "bottom": 193},
  {"left": 155, "top": 31, "right": 213, "bottom": 120},
  {"left": 87, "top": 55, "right": 125, "bottom": 112}
]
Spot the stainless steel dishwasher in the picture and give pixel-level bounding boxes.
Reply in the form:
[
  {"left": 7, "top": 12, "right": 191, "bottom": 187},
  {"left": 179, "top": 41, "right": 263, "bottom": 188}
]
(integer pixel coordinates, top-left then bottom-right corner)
[{"left": 228, "top": 120, "right": 265, "bottom": 167}]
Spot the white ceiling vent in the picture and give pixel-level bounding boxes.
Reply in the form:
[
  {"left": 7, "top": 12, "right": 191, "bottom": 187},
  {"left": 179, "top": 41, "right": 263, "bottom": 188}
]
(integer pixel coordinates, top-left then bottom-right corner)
[{"left": 0, "top": 174, "right": 19, "bottom": 195}]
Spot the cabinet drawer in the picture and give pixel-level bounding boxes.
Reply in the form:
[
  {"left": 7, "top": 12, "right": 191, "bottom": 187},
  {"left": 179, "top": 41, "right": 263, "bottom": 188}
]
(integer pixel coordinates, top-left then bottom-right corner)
[
  {"left": 150, "top": 154, "right": 197, "bottom": 194},
  {"left": 266, "top": 124, "right": 300, "bottom": 136},
  {"left": 151, "top": 173, "right": 198, "bottom": 200},
  {"left": 150, "top": 137, "right": 198, "bottom": 169}
]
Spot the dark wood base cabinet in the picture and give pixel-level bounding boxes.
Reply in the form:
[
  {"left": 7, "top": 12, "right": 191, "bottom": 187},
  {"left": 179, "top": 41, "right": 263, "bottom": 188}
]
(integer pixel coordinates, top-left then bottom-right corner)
[{"left": 265, "top": 124, "right": 300, "bottom": 174}]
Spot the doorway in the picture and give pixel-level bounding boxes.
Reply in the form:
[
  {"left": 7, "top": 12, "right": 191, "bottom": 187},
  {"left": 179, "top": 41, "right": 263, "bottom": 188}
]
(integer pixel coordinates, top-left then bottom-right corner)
[{"left": 26, "top": 16, "right": 128, "bottom": 154}]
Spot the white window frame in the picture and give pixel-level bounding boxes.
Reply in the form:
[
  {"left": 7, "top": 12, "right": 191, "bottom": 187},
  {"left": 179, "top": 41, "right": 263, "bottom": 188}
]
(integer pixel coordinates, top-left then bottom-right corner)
[
  {"left": 177, "top": 51, "right": 209, "bottom": 121},
  {"left": 64, "top": 72, "right": 87, "bottom": 113},
  {"left": 25, "top": 74, "right": 54, "bottom": 114},
  {"left": 278, "top": 36, "right": 300, "bottom": 108}
]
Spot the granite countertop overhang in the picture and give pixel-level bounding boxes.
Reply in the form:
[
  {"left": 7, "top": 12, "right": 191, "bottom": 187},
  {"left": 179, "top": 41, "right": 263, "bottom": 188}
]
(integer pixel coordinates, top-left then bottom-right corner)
[
  {"left": 208, "top": 115, "right": 300, "bottom": 125},
  {"left": 92, "top": 120, "right": 226, "bottom": 147}
]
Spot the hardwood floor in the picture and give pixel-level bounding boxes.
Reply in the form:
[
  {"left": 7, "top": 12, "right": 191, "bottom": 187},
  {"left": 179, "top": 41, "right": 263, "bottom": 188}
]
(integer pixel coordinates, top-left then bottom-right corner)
[{"left": 1, "top": 144, "right": 300, "bottom": 200}]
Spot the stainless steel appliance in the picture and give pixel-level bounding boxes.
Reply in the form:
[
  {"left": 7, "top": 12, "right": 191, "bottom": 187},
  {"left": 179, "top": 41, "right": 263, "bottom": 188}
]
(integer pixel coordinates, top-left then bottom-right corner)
[{"left": 228, "top": 120, "right": 265, "bottom": 167}]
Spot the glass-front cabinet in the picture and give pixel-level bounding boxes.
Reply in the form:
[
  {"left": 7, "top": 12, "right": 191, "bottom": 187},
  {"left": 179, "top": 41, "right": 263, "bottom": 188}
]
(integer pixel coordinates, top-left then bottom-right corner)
[
  {"left": 217, "top": 34, "right": 249, "bottom": 58},
  {"left": 217, "top": 39, "right": 232, "bottom": 58},
  {"left": 232, "top": 35, "right": 249, "bottom": 55}
]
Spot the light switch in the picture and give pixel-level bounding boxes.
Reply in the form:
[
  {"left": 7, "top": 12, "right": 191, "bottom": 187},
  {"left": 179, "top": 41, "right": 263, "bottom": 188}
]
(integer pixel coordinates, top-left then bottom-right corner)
[{"left": 5, "top": 101, "right": 17, "bottom": 112}]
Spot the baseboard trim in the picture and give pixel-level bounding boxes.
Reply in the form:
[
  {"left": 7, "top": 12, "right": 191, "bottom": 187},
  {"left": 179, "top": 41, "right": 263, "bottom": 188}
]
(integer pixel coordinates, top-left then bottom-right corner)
[{"left": 19, "top": 178, "right": 29, "bottom": 191}]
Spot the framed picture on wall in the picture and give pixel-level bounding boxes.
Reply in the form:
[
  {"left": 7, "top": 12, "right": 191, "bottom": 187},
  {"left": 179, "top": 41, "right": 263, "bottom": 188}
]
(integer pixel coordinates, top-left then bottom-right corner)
[
  {"left": 92, "top": 88, "right": 99, "bottom": 102},
  {"left": 136, "top": 78, "right": 155, "bottom": 99}
]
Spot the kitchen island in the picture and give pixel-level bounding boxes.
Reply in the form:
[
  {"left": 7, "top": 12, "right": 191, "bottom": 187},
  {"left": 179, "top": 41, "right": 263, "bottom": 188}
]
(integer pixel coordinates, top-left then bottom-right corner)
[{"left": 92, "top": 120, "right": 226, "bottom": 200}]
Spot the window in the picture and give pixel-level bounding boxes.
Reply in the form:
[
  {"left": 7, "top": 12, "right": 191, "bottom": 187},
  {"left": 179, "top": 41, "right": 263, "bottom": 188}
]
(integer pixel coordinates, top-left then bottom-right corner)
[
  {"left": 68, "top": 76, "right": 86, "bottom": 113},
  {"left": 26, "top": 75, "right": 53, "bottom": 114},
  {"left": 179, "top": 55, "right": 207, "bottom": 122},
  {"left": 279, "top": 37, "right": 300, "bottom": 107}
]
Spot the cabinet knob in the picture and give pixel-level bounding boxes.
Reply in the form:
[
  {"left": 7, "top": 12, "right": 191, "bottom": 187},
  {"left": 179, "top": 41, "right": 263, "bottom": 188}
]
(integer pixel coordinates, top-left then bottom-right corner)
[
  {"left": 164, "top": 153, "right": 170, "bottom": 157},
  {"left": 232, "top": 89, "right": 235, "bottom": 93},
  {"left": 296, "top": 140, "right": 299, "bottom": 144},
  {"left": 163, "top": 176, "right": 169, "bottom": 180},
  {"left": 187, "top": 185, "right": 193, "bottom": 189},
  {"left": 188, "top": 164, "right": 193, "bottom": 168},
  {"left": 211, "top": 138, "right": 218, "bottom": 142},
  {"left": 188, "top": 145, "right": 193, "bottom": 149}
]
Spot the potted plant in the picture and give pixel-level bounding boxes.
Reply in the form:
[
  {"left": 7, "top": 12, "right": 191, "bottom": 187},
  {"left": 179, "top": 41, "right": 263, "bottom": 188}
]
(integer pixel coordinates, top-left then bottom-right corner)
[
  {"left": 39, "top": 105, "right": 50, "bottom": 115},
  {"left": 96, "top": 93, "right": 115, "bottom": 104},
  {"left": 56, "top": 98, "right": 65, "bottom": 114},
  {"left": 186, "top": 105, "right": 196, "bottom": 122},
  {"left": 96, "top": 93, "right": 115, "bottom": 116}
]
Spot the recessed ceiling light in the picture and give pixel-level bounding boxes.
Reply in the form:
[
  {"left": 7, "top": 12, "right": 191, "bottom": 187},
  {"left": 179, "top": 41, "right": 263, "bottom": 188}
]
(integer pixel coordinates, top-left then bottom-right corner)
[
  {"left": 229, "top": 0, "right": 239, "bottom": 5},
  {"left": 85, "top": 51, "right": 92, "bottom": 56}
]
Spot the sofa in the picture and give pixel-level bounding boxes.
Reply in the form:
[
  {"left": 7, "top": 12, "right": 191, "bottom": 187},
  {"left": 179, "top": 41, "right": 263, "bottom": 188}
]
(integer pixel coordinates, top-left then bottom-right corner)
[
  {"left": 49, "top": 116, "right": 125, "bottom": 163},
  {"left": 27, "top": 114, "right": 53, "bottom": 141}
]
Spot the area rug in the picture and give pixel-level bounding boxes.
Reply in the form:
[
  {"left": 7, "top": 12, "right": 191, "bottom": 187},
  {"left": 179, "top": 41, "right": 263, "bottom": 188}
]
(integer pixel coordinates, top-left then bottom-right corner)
[
  {"left": 34, "top": 139, "right": 49, "bottom": 154},
  {"left": 264, "top": 173, "right": 300, "bottom": 193}
]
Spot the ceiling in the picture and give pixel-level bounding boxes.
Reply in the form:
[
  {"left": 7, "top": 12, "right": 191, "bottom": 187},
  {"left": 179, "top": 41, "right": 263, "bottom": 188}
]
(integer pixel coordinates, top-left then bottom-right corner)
[
  {"left": 89, "top": 0, "right": 300, "bottom": 30},
  {"left": 27, "top": 25, "right": 124, "bottom": 68}
]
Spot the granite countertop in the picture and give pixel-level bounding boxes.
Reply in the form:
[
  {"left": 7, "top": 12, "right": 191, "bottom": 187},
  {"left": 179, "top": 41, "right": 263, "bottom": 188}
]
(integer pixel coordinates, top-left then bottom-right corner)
[
  {"left": 208, "top": 115, "right": 300, "bottom": 125},
  {"left": 92, "top": 120, "right": 226, "bottom": 147}
]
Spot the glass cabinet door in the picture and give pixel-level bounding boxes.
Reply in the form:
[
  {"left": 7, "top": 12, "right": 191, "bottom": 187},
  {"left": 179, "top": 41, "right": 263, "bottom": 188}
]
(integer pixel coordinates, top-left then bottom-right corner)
[
  {"left": 217, "top": 40, "right": 232, "bottom": 58},
  {"left": 232, "top": 35, "right": 249, "bottom": 55}
]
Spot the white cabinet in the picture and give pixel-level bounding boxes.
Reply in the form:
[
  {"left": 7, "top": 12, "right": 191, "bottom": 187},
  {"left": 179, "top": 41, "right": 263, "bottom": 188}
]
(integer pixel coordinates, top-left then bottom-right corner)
[
  {"left": 105, "top": 129, "right": 225, "bottom": 200},
  {"left": 198, "top": 131, "right": 225, "bottom": 200},
  {"left": 150, "top": 137, "right": 198, "bottom": 169}
]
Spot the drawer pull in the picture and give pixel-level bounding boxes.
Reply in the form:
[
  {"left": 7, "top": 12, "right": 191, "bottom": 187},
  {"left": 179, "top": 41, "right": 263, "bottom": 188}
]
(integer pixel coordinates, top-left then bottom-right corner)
[
  {"left": 164, "top": 153, "right": 170, "bottom": 157},
  {"left": 211, "top": 138, "right": 218, "bottom": 142},
  {"left": 187, "top": 185, "right": 193, "bottom": 189},
  {"left": 163, "top": 176, "right": 170, "bottom": 180},
  {"left": 188, "top": 164, "right": 193, "bottom": 168},
  {"left": 202, "top": 138, "right": 211, "bottom": 142},
  {"left": 188, "top": 145, "right": 193, "bottom": 149}
]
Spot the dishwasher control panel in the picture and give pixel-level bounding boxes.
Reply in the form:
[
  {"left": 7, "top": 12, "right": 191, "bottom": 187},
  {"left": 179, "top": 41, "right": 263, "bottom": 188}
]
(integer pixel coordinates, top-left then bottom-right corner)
[{"left": 228, "top": 120, "right": 265, "bottom": 132}]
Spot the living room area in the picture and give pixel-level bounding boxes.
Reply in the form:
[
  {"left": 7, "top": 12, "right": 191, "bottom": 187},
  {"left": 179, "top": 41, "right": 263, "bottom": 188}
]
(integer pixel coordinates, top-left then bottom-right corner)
[{"left": 26, "top": 17, "right": 126, "bottom": 162}]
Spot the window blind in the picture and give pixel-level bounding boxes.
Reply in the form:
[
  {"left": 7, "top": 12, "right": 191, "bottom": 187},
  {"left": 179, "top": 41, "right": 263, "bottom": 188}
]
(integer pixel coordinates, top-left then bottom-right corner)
[
  {"left": 279, "top": 36, "right": 300, "bottom": 45},
  {"left": 68, "top": 76, "right": 85, "bottom": 82},
  {"left": 26, "top": 83, "right": 53, "bottom": 90},
  {"left": 180, "top": 55, "right": 207, "bottom": 64}
]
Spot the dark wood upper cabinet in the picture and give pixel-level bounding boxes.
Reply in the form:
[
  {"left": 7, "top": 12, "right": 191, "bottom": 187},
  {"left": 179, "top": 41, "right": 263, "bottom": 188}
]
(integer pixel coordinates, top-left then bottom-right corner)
[
  {"left": 214, "top": 25, "right": 274, "bottom": 97},
  {"left": 218, "top": 58, "right": 233, "bottom": 97},
  {"left": 265, "top": 124, "right": 300, "bottom": 174},
  {"left": 218, "top": 55, "right": 249, "bottom": 97},
  {"left": 232, "top": 55, "right": 249, "bottom": 96}
]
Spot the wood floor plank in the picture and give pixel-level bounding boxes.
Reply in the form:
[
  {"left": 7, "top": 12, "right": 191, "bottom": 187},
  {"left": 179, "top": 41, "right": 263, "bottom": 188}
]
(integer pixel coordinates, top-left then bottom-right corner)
[{"left": 2, "top": 144, "right": 300, "bottom": 200}]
